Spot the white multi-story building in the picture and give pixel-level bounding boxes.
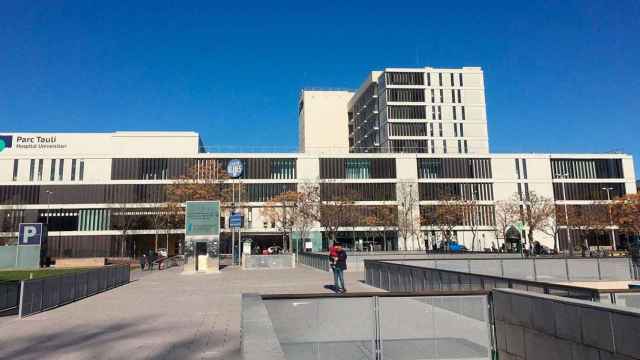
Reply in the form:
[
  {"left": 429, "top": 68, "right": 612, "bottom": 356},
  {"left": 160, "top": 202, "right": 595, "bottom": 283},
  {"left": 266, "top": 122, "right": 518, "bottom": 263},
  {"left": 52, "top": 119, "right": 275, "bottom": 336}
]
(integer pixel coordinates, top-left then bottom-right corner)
[
  {"left": 0, "top": 67, "right": 636, "bottom": 262},
  {"left": 341, "top": 67, "right": 489, "bottom": 154}
]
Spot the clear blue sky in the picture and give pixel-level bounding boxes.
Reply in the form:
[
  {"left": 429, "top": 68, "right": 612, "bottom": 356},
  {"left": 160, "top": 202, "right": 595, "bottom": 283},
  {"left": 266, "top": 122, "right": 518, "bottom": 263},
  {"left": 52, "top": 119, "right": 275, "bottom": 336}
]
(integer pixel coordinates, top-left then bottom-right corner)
[{"left": 1, "top": 1, "right": 638, "bottom": 164}]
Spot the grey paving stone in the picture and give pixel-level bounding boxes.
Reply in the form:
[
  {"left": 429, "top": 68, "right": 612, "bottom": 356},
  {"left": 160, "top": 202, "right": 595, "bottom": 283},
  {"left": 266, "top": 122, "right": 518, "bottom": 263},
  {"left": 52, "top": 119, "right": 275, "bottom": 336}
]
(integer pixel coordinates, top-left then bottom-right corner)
[{"left": 0, "top": 267, "right": 381, "bottom": 360}]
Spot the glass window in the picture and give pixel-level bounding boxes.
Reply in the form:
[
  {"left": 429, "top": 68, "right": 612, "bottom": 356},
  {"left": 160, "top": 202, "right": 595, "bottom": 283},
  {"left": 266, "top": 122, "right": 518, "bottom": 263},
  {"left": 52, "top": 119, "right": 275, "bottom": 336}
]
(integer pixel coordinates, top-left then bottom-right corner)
[
  {"left": 58, "top": 159, "right": 64, "bottom": 181},
  {"left": 460, "top": 123, "right": 464, "bottom": 137},
  {"left": 431, "top": 89, "right": 435, "bottom": 103},
  {"left": 79, "top": 160, "right": 85, "bottom": 181},
  {"left": 438, "top": 106, "right": 442, "bottom": 120},
  {"left": 346, "top": 159, "right": 371, "bottom": 179},
  {"left": 450, "top": 73, "right": 455, "bottom": 86},
  {"left": 37, "top": 159, "right": 43, "bottom": 181},
  {"left": 439, "top": 123, "right": 443, "bottom": 137},
  {"left": 458, "top": 140, "right": 462, "bottom": 153},
  {"left": 457, "top": 89, "right": 462, "bottom": 102},
  {"left": 464, "top": 140, "right": 468, "bottom": 154},
  {"left": 12, "top": 159, "right": 18, "bottom": 181},
  {"left": 522, "top": 159, "right": 528, "bottom": 179},
  {"left": 50, "top": 159, "right": 56, "bottom": 181},
  {"left": 71, "top": 159, "right": 77, "bottom": 181},
  {"left": 439, "top": 73, "right": 442, "bottom": 86},
  {"left": 439, "top": 89, "right": 443, "bottom": 103},
  {"left": 454, "top": 123, "right": 458, "bottom": 137},
  {"left": 29, "top": 159, "right": 35, "bottom": 181},
  {"left": 515, "top": 159, "right": 521, "bottom": 179},
  {"left": 453, "top": 106, "right": 457, "bottom": 120},
  {"left": 459, "top": 73, "right": 463, "bottom": 87},
  {"left": 451, "top": 89, "right": 456, "bottom": 103},
  {"left": 431, "top": 106, "right": 436, "bottom": 120},
  {"left": 429, "top": 123, "right": 434, "bottom": 137},
  {"left": 427, "top": 73, "right": 431, "bottom": 86},
  {"left": 461, "top": 106, "right": 466, "bottom": 120},
  {"left": 443, "top": 140, "right": 447, "bottom": 154}
]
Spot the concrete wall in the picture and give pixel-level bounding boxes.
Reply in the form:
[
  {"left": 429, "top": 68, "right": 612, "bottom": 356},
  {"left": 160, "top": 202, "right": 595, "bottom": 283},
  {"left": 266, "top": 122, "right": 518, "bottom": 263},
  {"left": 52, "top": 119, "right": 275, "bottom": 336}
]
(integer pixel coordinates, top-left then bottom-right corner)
[
  {"left": 493, "top": 288, "right": 640, "bottom": 360},
  {"left": 298, "top": 91, "right": 353, "bottom": 154}
]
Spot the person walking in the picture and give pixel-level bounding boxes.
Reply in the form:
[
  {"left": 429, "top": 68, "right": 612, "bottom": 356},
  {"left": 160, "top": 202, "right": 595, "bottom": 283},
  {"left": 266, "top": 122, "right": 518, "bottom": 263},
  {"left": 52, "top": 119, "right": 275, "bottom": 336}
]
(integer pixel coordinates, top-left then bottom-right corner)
[
  {"left": 139, "top": 253, "right": 147, "bottom": 271},
  {"left": 329, "top": 242, "right": 338, "bottom": 290},
  {"left": 334, "top": 243, "right": 348, "bottom": 293}
]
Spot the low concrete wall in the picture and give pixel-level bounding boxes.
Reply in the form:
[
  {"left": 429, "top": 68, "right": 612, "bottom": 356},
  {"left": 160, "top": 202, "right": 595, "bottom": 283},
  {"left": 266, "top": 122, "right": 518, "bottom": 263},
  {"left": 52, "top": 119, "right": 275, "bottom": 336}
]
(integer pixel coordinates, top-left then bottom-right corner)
[
  {"left": 242, "top": 255, "right": 295, "bottom": 270},
  {"left": 55, "top": 258, "right": 106, "bottom": 268},
  {"left": 493, "top": 289, "right": 640, "bottom": 360}
]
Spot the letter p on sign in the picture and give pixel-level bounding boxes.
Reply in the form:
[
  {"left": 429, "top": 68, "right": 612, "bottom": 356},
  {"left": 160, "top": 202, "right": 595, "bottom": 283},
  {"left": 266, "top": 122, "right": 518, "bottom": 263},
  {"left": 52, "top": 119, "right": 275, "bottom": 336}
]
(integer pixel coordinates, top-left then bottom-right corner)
[{"left": 18, "top": 223, "right": 43, "bottom": 246}]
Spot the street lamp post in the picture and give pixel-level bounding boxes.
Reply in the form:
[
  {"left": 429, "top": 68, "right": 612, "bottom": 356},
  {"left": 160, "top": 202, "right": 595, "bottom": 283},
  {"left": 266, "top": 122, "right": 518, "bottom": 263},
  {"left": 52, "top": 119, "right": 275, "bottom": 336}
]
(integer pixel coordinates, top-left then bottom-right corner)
[
  {"left": 45, "top": 190, "right": 53, "bottom": 226},
  {"left": 555, "top": 173, "right": 572, "bottom": 256},
  {"left": 602, "top": 187, "right": 617, "bottom": 251}
]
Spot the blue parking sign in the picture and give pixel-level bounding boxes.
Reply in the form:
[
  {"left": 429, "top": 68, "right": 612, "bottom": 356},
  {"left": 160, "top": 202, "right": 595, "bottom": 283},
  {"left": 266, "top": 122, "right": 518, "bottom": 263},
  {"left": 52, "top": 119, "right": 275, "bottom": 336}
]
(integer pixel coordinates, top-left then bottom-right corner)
[{"left": 18, "top": 223, "right": 43, "bottom": 245}]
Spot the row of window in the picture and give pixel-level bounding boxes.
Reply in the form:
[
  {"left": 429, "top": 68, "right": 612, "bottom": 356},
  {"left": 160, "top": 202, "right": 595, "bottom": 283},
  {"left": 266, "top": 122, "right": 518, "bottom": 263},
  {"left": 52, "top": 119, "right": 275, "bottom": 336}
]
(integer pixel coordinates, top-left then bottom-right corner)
[
  {"left": 551, "top": 159, "right": 624, "bottom": 179},
  {"left": 12, "top": 159, "right": 85, "bottom": 182},
  {"left": 319, "top": 158, "right": 396, "bottom": 179},
  {"left": 319, "top": 183, "right": 396, "bottom": 201},
  {"left": 419, "top": 183, "right": 494, "bottom": 201},
  {"left": 111, "top": 158, "right": 297, "bottom": 180},
  {"left": 417, "top": 158, "right": 492, "bottom": 179},
  {"left": 388, "top": 105, "right": 426, "bottom": 119},
  {"left": 386, "top": 88, "right": 425, "bottom": 102},
  {"left": 552, "top": 182, "right": 626, "bottom": 201},
  {"left": 385, "top": 72, "right": 465, "bottom": 87},
  {"left": 0, "top": 183, "right": 296, "bottom": 205},
  {"left": 420, "top": 205, "right": 496, "bottom": 226},
  {"left": 389, "top": 140, "right": 431, "bottom": 153}
]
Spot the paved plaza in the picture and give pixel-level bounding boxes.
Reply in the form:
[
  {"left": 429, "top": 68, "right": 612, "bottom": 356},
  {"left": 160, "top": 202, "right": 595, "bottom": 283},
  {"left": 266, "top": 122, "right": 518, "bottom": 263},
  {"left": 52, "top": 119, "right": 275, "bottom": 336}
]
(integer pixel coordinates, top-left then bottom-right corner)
[{"left": 0, "top": 266, "right": 381, "bottom": 360}]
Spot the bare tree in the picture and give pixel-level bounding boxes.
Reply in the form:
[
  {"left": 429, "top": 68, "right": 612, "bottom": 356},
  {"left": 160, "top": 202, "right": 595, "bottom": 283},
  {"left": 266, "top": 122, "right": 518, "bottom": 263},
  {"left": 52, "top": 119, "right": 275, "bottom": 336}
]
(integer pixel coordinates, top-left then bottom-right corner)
[
  {"left": 515, "top": 191, "right": 555, "bottom": 250},
  {"left": 397, "top": 183, "right": 419, "bottom": 250},
  {"left": 165, "top": 162, "right": 235, "bottom": 203},
  {"left": 460, "top": 198, "right": 481, "bottom": 251},
  {"left": 493, "top": 199, "right": 519, "bottom": 250},
  {"left": 111, "top": 204, "right": 138, "bottom": 257},
  {"left": 320, "top": 194, "right": 355, "bottom": 247}
]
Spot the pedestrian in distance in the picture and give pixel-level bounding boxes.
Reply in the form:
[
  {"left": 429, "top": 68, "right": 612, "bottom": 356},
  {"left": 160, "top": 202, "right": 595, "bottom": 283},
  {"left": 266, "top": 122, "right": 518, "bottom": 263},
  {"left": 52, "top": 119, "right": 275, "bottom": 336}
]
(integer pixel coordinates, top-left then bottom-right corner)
[
  {"left": 630, "top": 238, "right": 640, "bottom": 280},
  {"left": 140, "top": 253, "right": 146, "bottom": 271},
  {"left": 148, "top": 249, "right": 155, "bottom": 271},
  {"left": 334, "top": 243, "right": 348, "bottom": 293}
]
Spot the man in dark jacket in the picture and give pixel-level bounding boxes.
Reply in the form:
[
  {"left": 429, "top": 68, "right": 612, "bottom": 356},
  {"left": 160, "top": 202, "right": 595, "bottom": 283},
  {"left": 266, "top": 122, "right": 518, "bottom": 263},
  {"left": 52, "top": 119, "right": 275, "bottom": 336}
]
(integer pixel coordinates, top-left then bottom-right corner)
[{"left": 333, "top": 243, "right": 347, "bottom": 293}]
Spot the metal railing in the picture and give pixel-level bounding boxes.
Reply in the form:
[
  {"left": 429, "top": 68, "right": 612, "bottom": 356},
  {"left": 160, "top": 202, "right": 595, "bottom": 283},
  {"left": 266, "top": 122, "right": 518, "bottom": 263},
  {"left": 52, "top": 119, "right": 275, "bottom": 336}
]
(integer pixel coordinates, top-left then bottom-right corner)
[
  {"left": 0, "top": 281, "right": 20, "bottom": 316},
  {"left": 245, "top": 291, "right": 493, "bottom": 360},
  {"left": 365, "top": 260, "right": 608, "bottom": 301},
  {"left": 382, "top": 257, "right": 634, "bottom": 282},
  {"left": 296, "top": 252, "right": 330, "bottom": 271},
  {"left": 19, "top": 265, "right": 130, "bottom": 318}
]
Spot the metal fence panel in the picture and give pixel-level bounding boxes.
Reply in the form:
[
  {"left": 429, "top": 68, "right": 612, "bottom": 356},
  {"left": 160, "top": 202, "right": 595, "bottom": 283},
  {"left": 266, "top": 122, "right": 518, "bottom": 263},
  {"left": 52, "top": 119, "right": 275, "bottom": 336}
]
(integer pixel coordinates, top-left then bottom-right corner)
[
  {"left": 0, "top": 282, "right": 20, "bottom": 315},
  {"left": 567, "top": 259, "right": 600, "bottom": 281},
  {"left": 19, "top": 265, "right": 130, "bottom": 317},
  {"left": 501, "top": 259, "right": 535, "bottom": 280},
  {"left": 534, "top": 259, "right": 569, "bottom": 282},
  {"left": 598, "top": 258, "right": 632, "bottom": 281},
  {"left": 243, "top": 255, "right": 294, "bottom": 270},
  {"left": 264, "top": 297, "right": 376, "bottom": 359},
  {"left": 378, "top": 295, "right": 491, "bottom": 360}
]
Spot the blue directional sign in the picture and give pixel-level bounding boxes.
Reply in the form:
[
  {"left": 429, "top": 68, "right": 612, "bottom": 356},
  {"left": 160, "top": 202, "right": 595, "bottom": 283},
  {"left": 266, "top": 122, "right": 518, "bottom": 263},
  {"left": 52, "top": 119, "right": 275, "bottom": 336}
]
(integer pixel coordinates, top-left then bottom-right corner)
[
  {"left": 229, "top": 213, "right": 242, "bottom": 228},
  {"left": 18, "top": 223, "right": 44, "bottom": 245}
]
